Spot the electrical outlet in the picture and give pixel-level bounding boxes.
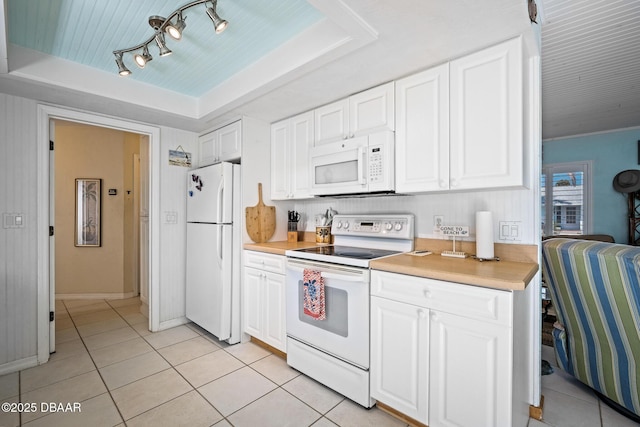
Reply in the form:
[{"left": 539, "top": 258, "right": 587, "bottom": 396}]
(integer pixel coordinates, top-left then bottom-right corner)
[{"left": 434, "top": 215, "right": 444, "bottom": 232}]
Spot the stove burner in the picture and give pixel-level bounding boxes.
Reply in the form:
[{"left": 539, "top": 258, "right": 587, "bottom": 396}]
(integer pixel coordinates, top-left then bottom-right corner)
[{"left": 291, "top": 245, "right": 400, "bottom": 261}]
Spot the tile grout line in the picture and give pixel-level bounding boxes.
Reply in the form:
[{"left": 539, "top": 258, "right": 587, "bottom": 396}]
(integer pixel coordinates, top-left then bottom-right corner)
[{"left": 63, "top": 299, "right": 128, "bottom": 426}]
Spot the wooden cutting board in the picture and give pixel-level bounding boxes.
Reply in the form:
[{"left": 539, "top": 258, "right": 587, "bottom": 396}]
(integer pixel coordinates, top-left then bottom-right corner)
[{"left": 245, "top": 183, "right": 276, "bottom": 243}]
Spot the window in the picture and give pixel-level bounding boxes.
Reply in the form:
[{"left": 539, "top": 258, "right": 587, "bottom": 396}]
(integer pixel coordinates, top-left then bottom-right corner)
[{"left": 541, "top": 161, "right": 592, "bottom": 237}]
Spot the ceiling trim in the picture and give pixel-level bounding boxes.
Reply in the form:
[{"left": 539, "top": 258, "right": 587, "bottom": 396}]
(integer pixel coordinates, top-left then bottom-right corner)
[{"left": 2, "top": 0, "right": 377, "bottom": 124}]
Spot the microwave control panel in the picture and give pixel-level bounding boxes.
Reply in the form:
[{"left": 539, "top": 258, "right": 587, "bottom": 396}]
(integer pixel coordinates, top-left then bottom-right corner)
[{"left": 369, "top": 146, "right": 384, "bottom": 183}]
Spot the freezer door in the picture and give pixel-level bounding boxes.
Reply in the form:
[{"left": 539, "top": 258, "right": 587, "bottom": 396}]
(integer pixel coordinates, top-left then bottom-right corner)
[
  {"left": 187, "top": 162, "right": 234, "bottom": 223},
  {"left": 186, "top": 223, "right": 233, "bottom": 340}
]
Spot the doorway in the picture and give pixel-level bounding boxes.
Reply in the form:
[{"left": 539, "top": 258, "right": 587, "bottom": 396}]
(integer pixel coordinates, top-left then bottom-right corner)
[
  {"left": 52, "top": 120, "right": 146, "bottom": 301},
  {"left": 36, "top": 105, "right": 161, "bottom": 362}
]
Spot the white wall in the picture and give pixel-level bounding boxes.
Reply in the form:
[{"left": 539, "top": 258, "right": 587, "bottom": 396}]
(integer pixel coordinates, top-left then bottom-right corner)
[
  {"left": 157, "top": 127, "right": 199, "bottom": 328},
  {"left": 0, "top": 91, "right": 199, "bottom": 373},
  {"left": 0, "top": 93, "right": 39, "bottom": 373}
]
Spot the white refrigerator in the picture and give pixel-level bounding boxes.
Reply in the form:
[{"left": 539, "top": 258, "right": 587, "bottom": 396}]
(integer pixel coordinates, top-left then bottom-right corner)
[{"left": 186, "top": 162, "right": 241, "bottom": 344}]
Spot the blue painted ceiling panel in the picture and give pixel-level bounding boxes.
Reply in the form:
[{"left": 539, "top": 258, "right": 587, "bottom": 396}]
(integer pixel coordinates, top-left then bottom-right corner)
[{"left": 7, "top": 0, "right": 324, "bottom": 96}]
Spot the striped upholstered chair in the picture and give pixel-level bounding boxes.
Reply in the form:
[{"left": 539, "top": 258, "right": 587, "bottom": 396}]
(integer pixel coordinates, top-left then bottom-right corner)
[{"left": 541, "top": 238, "right": 640, "bottom": 418}]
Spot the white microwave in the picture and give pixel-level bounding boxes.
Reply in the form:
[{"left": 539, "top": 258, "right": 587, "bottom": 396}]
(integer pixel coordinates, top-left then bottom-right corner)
[{"left": 309, "top": 131, "right": 395, "bottom": 196}]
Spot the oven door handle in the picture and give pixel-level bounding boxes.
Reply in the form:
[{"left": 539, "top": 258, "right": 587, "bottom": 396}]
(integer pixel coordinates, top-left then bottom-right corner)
[
  {"left": 287, "top": 265, "right": 365, "bottom": 282},
  {"left": 320, "top": 271, "right": 365, "bottom": 282}
]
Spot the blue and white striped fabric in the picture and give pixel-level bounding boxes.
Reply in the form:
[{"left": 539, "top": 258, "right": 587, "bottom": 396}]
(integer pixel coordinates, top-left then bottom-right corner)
[{"left": 542, "top": 238, "right": 640, "bottom": 416}]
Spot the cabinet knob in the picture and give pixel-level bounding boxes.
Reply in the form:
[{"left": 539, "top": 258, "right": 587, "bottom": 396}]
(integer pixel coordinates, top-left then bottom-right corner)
[
  {"left": 418, "top": 309, "right": 426, "bottom": 319},
  {"left": 439, "top": 180, "right": 447, "bottom": 188},
  {"left": 423, "top": 289, "right": 431, "bottom": 298},
  {"left": 450, "top": 179, "right": 459, "bottom": 188}
]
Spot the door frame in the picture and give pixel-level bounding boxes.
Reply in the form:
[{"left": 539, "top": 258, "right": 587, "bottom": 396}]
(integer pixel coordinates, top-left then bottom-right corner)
[{"left": 36, "top": 104, "right": 161, "bottom": 363}]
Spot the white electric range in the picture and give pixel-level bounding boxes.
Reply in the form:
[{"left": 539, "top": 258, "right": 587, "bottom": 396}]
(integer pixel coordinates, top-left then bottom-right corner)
[{"left": 284, "top": 214, "right": 414, "bottom": 407}]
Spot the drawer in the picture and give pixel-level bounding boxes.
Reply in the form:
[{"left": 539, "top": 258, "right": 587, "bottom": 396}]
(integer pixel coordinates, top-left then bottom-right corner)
[
  {"left": 243, "top": 250, "right": 286, "bottom": 274},
  {"left": 371, "top": 271, "right": 512, "bottom": 325}
]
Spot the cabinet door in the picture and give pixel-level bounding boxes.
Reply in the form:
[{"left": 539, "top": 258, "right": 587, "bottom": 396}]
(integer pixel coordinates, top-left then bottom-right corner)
[
  {"left": 449, "top": 37, "right": 523, "bottom": 190},
  {"left": 199, "top": 130, "right": 218, "bottom": 166},
  {"left": 263, "top": 272, "right": 286, "bottom": 352},
  {"left": 429, "top": 310, "right": 511, "bottom": 427},
  {"left": 395, "top": 64, "right": 449, "bottom": 193},
  {"left": 270, "top": 119, "right": 290, "bottom": 200},
  {"left": 290, "top": 112, "right": 314, "bottom": 199},
  {"left": 242, "top": 267, "right": 263, "bottom": 339},
  {"left": 371, "top": 296, "right": 429, "bottom": 424},
  {"left": 218, "top": 121, "right": 242, "bottom": 162},
  {"left": 349, "top": 82, "right": 395, "bottom": 136},
  {"left": 314, "top": 99, "right": 349, "bottom": 145}
]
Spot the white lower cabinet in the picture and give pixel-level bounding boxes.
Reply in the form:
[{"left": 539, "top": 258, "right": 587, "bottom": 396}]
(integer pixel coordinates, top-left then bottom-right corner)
[
  {"left": 371, "top": 296, "right": 429, "bottom": 423},
  {"left": 371, "top": 270, "right": 514, "bottom": 427},
  {"left": 429, "top": 310, "right": 511, "bottom": 427},
  {"left": 242, "top": 251, "right": 286, "bottom": 352}
]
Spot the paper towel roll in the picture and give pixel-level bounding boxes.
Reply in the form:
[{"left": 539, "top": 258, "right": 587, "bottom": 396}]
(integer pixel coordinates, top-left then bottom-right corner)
[{"left": 476, "top": 211, "right": 494, "bottom": 259}]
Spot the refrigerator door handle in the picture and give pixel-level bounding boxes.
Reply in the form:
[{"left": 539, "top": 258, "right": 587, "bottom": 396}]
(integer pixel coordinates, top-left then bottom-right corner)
[
  {"left": 216, "top": 179, "right": 224, "bottom": 224},
  {"left": 217, "top": 227, "right": 223, "bottom": 266}
]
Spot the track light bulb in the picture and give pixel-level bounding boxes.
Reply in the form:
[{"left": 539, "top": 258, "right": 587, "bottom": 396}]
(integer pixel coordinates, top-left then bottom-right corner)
[
  {"left": 155, "top": 33, "right": 172, "bottom": 57},
  {"left": 206, "top": 1, "right": 228, "bottom": 34},
  {"left": 115, "top": 53, "right": 131, "bottom": 76},
  {"left": 134, "top": 46, "right": 153, "bottom": 68},
  {"left": 166, "top": 12, "right": 187, "bottom": 40}
]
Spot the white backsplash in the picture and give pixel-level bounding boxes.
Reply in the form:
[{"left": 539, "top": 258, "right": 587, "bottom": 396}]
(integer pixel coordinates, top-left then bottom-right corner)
[{"left": 293, "top": 187, "right": 537, "bottom": 244}]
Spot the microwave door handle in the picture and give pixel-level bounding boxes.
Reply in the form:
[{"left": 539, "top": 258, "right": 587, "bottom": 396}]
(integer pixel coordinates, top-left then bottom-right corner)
[{"left": 357, "top": 146, "right": 366, "bottom": 185}]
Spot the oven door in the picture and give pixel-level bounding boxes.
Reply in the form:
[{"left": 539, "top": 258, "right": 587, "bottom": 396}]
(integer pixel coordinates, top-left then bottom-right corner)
[
  {"left": 286, "top": 258, "right": 370, "bottom": 368},
  {"left": 309, "top": 136, "right": 368, "bottom": 196}
]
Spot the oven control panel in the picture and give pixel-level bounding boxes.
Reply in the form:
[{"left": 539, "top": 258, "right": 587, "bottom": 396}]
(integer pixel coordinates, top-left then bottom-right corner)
[{"left": 331, "top": 214, "right": 414, "bottom": 239}]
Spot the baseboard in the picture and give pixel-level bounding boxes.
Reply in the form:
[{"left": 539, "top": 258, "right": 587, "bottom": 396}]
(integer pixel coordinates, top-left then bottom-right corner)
[
  {"left": 55, "top": 292, "right": 136, "bottom": 300},
  {"left": 376, "top": 401, "right": 426, "bottom": 427},
  {"left": 157, "top": 316, "right": 189, "bottom": 331},
  {"left": 529, "top": 394, "right": 544, "bottom": 420},
  {"left": 0, "top": 355, "right": 39, "bottom": 376},
  {"left": 249, "top": 336, "right": 286, "bottom": 360}
]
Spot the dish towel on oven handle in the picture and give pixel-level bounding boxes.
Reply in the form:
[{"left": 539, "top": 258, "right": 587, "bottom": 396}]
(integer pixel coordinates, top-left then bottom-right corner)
[{"left": 303, "top": 269, "right": 326, "bottom": 320}]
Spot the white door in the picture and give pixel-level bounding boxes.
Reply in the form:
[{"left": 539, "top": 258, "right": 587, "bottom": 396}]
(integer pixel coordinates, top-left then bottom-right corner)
[
  {"left": 242, "top": 267, "right": 264, "bottom": 338},
  {"left": 314, "top": 99, "right": 349, "bottom": 145},
  {"left": 49, "top": 119, "right": 56, "bottom": 352},
  {"left": 429, "top": 310, "right": 511, "bottom": 427},
  {"left": 349, "top": 81, "right": 395, "bottom": 136},
  {"left": 218, "top": 121, "right": 242, "bottom": 162},
  {"left": 371, "top": 296, "right": 429, "bottom": 424},
  {"left": 290, "top": 112, "right": 314, "bottom": 199},
  {"left": 186, "top": 223, "right": 233, "bottom": 340},
  {"left": 395, "top": 64, "right": 450, "bottom": 193},
  {"left": 270, "top": 119, "right": 290, "bottom": 200},
  {"left": 187, "top": 163, "right": 233, "bottom": 224},
  {"left": 449, "top": 37, "right": 523, "bottom": 190},
  {"left": 263, "top": 271, "right": 286, "bottom": 351}
]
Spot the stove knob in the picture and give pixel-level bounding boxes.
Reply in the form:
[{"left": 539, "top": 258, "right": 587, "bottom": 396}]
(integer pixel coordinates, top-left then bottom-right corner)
[
  {"left": 395, "top": 222, "right": 403, "bottom": 231},
  {"left": 343, "top": 222, "right": 349, "bottom": 229},
  {"left": 385, "top": 223, "right": 393, "bottom": 231},
  {"left": 336, "top": 222, "right": 342, "bottom": 229}
]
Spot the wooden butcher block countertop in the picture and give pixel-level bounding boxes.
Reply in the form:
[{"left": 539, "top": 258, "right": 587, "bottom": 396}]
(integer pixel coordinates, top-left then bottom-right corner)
[
  {"left": 244, "top": 238, "right": 539, "bottom": 291},
  {"left": 370, "top": 253, "right": 538, "bottom": 291},
  {"left": 243, "top": 240, "right": 321, "bottom": 255}
]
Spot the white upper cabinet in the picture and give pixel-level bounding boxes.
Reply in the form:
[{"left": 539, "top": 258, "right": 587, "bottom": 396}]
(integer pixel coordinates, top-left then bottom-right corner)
[
  {"left": 395, "top": 37, "right": 524, "bottom": 193},
  {"left": 270, "top": 111, "right": 314, "bottom": 200},
  {"left": 395, "top": 64, "right": 450, "bottom": 193},
  {"left": 199, "top": 120, "right": 242, "bottom": 166},
  {"left": 449, "top": 37, "right": 523, "bottom": 190},
  {"left": 315, "top": 82, "right": 394, "bottom": 145}
]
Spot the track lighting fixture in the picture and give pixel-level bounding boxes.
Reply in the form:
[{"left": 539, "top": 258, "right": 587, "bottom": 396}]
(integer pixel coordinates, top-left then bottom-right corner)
[{"left": 113, "top": 0, "right": 228, "bottom": 76}]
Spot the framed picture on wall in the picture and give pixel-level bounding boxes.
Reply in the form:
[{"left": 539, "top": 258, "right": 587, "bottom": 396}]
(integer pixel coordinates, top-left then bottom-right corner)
[{"left": 75, "top": 178, "right": 101, "bottom": 247}]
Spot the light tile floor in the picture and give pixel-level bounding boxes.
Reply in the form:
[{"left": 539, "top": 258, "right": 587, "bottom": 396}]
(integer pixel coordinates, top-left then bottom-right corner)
[{"left": 0, "top": 298, "right": 637, "bottom": 427}]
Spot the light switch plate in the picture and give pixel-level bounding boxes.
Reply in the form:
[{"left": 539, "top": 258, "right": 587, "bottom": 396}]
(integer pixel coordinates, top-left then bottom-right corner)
[{"left": 499, "top": 221, "right": 521, "bottom": 241}]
